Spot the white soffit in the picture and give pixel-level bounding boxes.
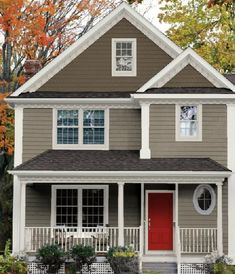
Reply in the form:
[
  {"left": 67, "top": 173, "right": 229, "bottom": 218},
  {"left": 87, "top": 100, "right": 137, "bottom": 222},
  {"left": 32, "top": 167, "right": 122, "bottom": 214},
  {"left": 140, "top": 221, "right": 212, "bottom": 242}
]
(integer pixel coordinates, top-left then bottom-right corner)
[
  {"left": 137, "top": 48, "right": 235, "bottom": 92},
  {"left": 11, "top": 2, "right": 182, "bottom": 97}
]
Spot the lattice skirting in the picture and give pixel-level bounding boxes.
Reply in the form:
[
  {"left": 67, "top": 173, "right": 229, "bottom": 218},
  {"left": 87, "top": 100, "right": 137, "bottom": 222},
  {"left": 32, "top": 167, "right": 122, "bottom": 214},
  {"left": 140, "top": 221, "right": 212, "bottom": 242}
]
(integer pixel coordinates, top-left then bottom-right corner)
[
  {"left": 27, "top": 263, "right": 65, "bottom": 274},
  {"left": 27, "top": 262, "right": 114, "bottom": 274},
  {"left": 181, "top": 264, "right": 207, "bottom": 274},
  {"left": 82, "top": 263, "right": 114, "bottom": 274}
]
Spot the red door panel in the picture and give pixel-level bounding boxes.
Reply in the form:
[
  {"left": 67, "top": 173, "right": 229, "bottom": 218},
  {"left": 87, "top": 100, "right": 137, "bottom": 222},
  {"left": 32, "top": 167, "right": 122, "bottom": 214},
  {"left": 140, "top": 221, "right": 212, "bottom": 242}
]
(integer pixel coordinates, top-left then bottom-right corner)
[{"left": 148, "top": 193, "right": 173, "bottom": 251}]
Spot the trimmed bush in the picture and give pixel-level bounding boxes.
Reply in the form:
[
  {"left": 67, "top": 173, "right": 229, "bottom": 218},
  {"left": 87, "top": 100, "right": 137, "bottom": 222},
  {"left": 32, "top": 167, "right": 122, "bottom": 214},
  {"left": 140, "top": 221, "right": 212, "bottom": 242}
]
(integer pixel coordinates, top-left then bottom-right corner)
[
  {"left": 107, "top": 247, "right": 139, "bottom": 274},
  {"left": 36, "top": 244, "right": 66, "bottom": 274},
  {"left": 69, "top": 245, "right": 96, "bottom": 273}
]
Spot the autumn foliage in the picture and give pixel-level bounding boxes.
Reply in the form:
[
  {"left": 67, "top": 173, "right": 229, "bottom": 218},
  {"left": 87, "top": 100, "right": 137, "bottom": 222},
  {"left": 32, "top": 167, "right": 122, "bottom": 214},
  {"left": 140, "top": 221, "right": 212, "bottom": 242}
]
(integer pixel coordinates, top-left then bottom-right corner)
[{"left": 0, "top": 92, "right": 14, "bottom": 156}]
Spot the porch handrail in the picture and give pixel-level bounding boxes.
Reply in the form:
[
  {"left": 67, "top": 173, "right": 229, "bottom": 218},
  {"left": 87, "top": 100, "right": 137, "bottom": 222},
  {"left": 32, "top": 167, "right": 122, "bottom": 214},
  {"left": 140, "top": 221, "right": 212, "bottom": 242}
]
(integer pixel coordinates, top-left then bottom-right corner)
[
  {"left": 180, "top": 227, "right": 217, "bottom": 254},
  {"left": 25, "top": 226, "right": 141, "bottom": 253},
  {"left": 176, "top": 225, "right": 181, "bottom": 274}
]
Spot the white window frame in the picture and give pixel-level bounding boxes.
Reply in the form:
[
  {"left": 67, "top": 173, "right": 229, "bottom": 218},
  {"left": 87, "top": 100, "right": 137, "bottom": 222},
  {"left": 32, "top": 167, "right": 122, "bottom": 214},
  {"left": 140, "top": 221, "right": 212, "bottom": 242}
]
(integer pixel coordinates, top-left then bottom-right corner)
[
  {"left": 53, "top": 108, "right": 109, "bottom": 150},
  {"left": 193, "top": 184, "right": 216, "bottom": 215},
  {"left": 175, "top": 104, "right": 202, "bottom": 142},
  {"left": 112, "top": 38, "right": 137, "bottom": 77},
  {"left": 51, "top": 185, "right": 109, "bottom": 227}
]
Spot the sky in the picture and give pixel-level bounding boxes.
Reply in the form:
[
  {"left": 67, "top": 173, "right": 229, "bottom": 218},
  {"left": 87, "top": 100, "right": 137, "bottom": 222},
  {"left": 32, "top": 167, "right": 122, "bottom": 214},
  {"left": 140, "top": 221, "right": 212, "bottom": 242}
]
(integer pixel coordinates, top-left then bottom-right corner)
[{"left": 136, "top": 0, "right": 169, "bottom": 32}]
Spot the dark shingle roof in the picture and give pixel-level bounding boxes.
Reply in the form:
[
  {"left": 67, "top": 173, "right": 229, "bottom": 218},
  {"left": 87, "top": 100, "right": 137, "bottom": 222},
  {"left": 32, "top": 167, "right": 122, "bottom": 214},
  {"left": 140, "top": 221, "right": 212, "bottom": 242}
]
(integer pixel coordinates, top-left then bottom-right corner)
[
  {"left": 14, "top": 150, "right": 230, "bottom": 172},
  {"left": 224, "top": 74, "right": 235, "bottom": 84},
  {"left": 9, "top": 87, "right": 234, "bottom": 99}
]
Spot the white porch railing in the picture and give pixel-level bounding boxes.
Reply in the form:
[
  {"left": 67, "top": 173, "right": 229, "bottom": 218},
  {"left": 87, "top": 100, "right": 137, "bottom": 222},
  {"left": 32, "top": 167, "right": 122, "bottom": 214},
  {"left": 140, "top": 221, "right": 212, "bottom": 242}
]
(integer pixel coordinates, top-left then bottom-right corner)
[
  {"left": 25, "top": 226, "right": 141, "bottom": 253},
  {"left": 180, "top": 228, "right": 217, "bottom": 254}
]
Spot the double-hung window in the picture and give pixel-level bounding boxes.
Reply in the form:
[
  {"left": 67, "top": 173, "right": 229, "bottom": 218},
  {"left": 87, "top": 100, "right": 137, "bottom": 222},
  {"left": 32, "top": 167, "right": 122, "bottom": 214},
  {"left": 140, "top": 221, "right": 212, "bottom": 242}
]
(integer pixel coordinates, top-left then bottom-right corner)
[
  {"left": 112, "top": 38, "right": 136, "bottom": 76},
  {"left": 176, "top": 105, "right": 202, "bottom": 141},
  {"left": 54, "top": 109, "right": 108, "bottom": 149},
  {"left": 52, "top": 185, "right": 108, "bottom": 227}
]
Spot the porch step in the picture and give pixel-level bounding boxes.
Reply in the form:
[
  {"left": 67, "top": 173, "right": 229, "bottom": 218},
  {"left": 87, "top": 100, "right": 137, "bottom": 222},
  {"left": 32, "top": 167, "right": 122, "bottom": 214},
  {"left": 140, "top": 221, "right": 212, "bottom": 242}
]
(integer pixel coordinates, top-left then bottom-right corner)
[{"left": 142, "top": 262, "right": 177, "bottom": 274}]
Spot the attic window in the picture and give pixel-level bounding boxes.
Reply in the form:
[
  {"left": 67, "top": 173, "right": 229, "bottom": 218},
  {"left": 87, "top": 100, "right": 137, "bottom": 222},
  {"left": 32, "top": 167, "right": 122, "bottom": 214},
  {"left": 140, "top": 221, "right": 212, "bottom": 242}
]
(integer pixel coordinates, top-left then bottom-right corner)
[{"left": 112, "top": 38, "right": 136, "bottom": 76}]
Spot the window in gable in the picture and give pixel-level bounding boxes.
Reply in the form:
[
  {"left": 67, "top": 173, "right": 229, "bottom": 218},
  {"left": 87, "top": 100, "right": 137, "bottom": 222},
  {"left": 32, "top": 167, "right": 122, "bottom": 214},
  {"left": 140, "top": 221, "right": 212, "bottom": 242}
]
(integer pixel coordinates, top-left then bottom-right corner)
[
  {"left": 112, "top": 38, "right": 136, "bottom": 76},
  {"left": 175, "top": 104, "right": 202, "bottom": 141},
  {"left": 53, "top": 108, "right": 109, "bottom": 149}
]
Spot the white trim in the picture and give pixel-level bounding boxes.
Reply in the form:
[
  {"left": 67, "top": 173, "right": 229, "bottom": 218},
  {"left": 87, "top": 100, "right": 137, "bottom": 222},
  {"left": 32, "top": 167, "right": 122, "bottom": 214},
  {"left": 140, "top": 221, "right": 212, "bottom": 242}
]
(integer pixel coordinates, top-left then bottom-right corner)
[
  {"left": 145, "top": 190, "right": 175, "bottom": 254},
  {"left": 192, "top": 184, "right": 216, "bottom": 215},
  {"left": 137, "top": 48, "right": 235, "bottom": 92},
  {"left": 175, "top": 104, "right": 202, "bottom": 142},
  {"left": 52, "top": 108, "right": 109, "bottom": 150},
  {"left": 216, "top": 182, "right": 223, "bottom": 255},
  {"left": 51, "top": 185, "right": 109, "bottom": 227},
  {"left": 112, "top": 38, "right": 137, "bottom": 77},
  {"left": 140, "top": 103, "right": 151, "bottom": 159},
  {"left": 117, "top": 182, "right": 125, "bottom": 246},
  {"left": 11, "top": 3, "right": 181, "bottom": 97},
  {"left": 9, "top": 170, "right": 231, "bottom": 178},
  {"left": 19, "top": 182, "right": 26, "bottom": 251},
  {"left": 227, "top": 104, "right": 235, "bottom": 260},
  {"left": 14, "top": 107, "right": 23, "bottom": 167}
]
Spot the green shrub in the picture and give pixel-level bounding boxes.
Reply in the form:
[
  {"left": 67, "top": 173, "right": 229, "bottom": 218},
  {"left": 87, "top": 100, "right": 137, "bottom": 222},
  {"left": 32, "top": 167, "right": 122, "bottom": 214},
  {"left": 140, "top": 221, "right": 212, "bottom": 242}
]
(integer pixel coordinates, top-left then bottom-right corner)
[
  {"left": 36, "top": 244, "right": 66, "bottom": 274},
  {"left": 107, "top": 247, "right": 139, "bottom": 274},
  {"left": 203, "top": 252, "right": 235, "bottom": 274},
  {"left": 0, "top": 240, "right": 27, "bottom": 274},
  {"left": 69, "top": 245, "right": 96, "bottom": 273}
]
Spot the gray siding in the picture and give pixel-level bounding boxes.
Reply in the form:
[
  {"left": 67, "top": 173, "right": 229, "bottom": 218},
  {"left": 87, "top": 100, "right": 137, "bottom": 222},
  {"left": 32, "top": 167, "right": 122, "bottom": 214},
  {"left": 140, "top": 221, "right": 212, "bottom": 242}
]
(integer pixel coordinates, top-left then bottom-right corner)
[
  {"left": 38, "top": 19, "right": 173, "bottom": 92},
  {"left": 109, "top": 109, "right": 141, "bottom": 150},
  {"left": 26, "top": 184, "right": 51, "bottom": 227},
  {"left": 164, "top": 65, "right": 214, "bottom": 87},
  {"left": 178, "top": 183, "right": 228, "bottom": 254},
  {"left": 150, "top": 104, "right": 227, "bottom": 166},
  {"left": 23, "top": 109, "right": 52, "bottom": 162}
]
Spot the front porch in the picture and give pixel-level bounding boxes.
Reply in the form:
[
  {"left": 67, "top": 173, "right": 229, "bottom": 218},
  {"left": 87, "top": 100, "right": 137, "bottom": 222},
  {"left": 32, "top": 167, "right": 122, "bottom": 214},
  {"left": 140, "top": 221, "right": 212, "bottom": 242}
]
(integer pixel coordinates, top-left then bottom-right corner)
[{"left": 14, "top": 179, "right": 226, "bottom": 265}]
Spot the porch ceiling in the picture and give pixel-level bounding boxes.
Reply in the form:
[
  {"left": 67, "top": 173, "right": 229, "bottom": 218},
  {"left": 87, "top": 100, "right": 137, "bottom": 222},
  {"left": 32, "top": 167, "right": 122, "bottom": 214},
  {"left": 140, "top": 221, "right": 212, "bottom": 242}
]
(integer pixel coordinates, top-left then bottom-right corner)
[{"left": 13, "top": 150, "right": 230, "bottom": 172}]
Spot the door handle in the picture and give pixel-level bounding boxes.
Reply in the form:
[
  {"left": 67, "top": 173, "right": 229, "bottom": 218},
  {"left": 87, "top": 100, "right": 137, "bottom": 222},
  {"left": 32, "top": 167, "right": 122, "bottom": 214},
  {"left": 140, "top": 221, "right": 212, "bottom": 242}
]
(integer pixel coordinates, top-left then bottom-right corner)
[{"left": 148, "top": 218, "right": 151, "bottom": 229}]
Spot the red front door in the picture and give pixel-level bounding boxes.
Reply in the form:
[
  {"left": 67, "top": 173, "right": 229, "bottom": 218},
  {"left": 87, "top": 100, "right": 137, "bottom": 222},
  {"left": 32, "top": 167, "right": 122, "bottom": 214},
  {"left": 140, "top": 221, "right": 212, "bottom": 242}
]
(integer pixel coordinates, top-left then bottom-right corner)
[{"left": 148, "top": 192, "right": 173, "bottom": 251}]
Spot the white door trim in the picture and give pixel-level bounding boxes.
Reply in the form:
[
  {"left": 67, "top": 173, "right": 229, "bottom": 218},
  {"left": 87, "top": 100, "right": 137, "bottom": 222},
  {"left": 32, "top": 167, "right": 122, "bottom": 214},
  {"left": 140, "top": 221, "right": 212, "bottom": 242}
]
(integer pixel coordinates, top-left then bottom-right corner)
[{"left": 145, "top": 190, "right": 175, "bottom": 254}]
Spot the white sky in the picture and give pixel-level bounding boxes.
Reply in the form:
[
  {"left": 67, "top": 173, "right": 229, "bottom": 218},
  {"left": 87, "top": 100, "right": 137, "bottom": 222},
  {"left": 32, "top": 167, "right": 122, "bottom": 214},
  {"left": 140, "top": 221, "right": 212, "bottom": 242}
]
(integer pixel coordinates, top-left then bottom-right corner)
[{"left": 136, "top": 0, "right": 170, "bottom": 32}]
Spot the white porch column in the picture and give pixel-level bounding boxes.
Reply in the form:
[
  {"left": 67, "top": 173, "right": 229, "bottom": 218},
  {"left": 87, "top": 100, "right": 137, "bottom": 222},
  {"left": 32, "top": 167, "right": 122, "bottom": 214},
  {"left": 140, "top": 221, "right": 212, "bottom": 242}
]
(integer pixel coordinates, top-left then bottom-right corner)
[
  {"left": 217, "top": 182, "right": 223, "bottom": 256},
  {"left": 175, "top": 183, "right": 179, "bottom": 227},
  {"left": 19, "top": 182, "right": 26, "bottom": 252},
  {"left": 227, "top": 104, "right": 235, "bottom": 260},
  {"left": 118, "top": 182, "right": 125, "bottom": 246},
  {"left": 140, "top": 103, "right": 151, "bottom": 159},
  {"left": 12, "top": 107, "right": 23, "bottom": 255},
  {"left": 140, "top": 183, "right": 144, "bottom": 256}
]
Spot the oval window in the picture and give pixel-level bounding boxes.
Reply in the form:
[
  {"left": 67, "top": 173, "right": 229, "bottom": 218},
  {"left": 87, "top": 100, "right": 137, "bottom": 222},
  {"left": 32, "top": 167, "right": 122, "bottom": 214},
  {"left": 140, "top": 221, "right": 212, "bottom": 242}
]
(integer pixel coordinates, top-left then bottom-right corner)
[{"left": 193, "top": 185, "right": 216, "bottom": 215}]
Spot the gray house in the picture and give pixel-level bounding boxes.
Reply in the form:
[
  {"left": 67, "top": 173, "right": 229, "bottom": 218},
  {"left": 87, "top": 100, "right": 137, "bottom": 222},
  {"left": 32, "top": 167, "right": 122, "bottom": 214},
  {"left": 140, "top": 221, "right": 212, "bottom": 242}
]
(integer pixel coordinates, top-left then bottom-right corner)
[{"left": 6, "top": 3, "right": 235, "bottom": 273}]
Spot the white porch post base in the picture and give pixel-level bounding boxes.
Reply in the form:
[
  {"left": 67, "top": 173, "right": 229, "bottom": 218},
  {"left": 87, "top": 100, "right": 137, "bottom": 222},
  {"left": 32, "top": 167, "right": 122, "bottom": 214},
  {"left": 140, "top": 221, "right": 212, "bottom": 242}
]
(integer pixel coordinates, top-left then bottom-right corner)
[
  {"left": 118, "top": 182, "right": 125, "bottom": 246},
  {"left": 217, "top": 182, "right": 223, "bottom": 256}
]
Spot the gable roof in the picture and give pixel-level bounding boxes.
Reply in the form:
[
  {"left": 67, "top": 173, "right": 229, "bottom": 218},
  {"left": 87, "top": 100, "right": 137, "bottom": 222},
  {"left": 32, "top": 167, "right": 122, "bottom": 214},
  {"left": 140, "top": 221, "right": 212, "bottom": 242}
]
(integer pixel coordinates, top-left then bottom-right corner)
[
  {"left": 137, "top": 48, "right": 235, "bottom": 92},
  {"left": 11, "top": 2, "right": 182, "bottom": 97}
]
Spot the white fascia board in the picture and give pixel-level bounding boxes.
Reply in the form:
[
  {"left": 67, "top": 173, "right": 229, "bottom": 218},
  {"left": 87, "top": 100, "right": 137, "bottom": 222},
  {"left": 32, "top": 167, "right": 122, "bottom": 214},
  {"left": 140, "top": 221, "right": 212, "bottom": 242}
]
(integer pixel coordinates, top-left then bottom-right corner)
[
  {"left": 137, "top": 48, "right": 235, "bottom": 92},
  {"left": 8, "top": 170, "right": 231, "bottom": 178},
  {"left": 11, "top": 3, "right": 182, "bottom": 97},
  {"left": 132, "top": 93, "right": 235, "bottom": 100},
  {"left": 5, "top": 97, "right": 134, "bottom": 106}
]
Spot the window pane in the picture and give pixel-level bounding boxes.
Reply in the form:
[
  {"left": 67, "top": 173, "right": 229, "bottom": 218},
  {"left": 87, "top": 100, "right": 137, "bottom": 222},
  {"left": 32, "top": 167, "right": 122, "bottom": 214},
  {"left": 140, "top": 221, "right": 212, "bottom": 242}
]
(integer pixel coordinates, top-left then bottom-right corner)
[
  {"left": 57, "top": 110, "right": 78, "bottom": 126},
  {"left": 180, "top": 106, "right": 197, "bottom": 121},
  {"left": 180, "top": 121, "right": 197, "bottom": 137},
  {"left": 115, "top": 41, "right": 133, "bottom": 72},
  {"left": 82, "top": 189, "right": 104, "bottom": 227},
  {"left": 56, "top": 189, "right": 78, "bottom": 227},
  {"left": 116, "top": 57, "right": 132, "bottom": 71},
  {"left": 57, "top": 128, "right": 78, "bottom": 144},
  {"left": 83, "top": 110, "right": 104, "bottom": 127},
  {"left": 83, "top": 128, "right": 104, "bottom": 144}
]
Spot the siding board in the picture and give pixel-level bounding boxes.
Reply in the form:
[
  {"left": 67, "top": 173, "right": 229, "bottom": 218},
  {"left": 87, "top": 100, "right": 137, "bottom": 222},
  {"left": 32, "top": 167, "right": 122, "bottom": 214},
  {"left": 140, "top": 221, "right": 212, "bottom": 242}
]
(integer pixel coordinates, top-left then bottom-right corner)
[
  {"left": 150, "top": 104, "right": 227, "bottom": 166},
  {"left": 38, "top": 19, "right": 173, "bottom": 92},
  {"left": 23, "top": 109, "right": 52, "bottom": 162}
]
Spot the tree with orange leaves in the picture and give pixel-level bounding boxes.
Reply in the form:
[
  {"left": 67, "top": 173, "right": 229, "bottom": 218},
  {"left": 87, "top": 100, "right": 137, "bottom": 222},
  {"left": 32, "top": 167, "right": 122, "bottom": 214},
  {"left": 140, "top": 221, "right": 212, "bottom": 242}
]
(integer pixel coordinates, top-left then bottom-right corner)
[{"left": 0, "top": 0, "right": 141, "bottom": 92}]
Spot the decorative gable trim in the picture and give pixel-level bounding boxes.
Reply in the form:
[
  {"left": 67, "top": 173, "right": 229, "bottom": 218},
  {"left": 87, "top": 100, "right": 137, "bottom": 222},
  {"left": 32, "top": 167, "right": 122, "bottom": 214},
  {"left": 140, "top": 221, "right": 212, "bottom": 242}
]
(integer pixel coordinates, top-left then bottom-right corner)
[
  {"left": 137, "top": 48, "right": 235, "bottom": 92},
  {"left": 11, "top": 3, "right": 182, "bottom": 97}
]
